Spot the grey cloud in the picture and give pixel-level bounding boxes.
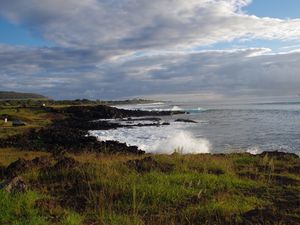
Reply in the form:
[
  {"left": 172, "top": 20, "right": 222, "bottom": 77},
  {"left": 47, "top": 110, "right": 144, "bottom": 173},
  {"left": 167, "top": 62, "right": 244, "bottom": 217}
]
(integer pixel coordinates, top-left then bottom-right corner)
[{"left": 1, "top": 46, "right": 300, "bottom": 99}]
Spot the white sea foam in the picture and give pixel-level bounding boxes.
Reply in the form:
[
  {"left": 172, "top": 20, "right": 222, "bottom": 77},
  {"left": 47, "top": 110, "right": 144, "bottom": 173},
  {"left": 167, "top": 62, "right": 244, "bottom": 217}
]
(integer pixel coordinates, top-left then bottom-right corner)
[
  {"left": 113, "top": 102, "right": 166, "bottom": 111},
  {"left": 115, "top": 103, "right": 208, "bottom": 114},
  {"left": 246, "top": 146, "right": 262, "bottom": 155},
  {"left": 89, "top": 123, "right": 210, "bottom": 154},
  {"left": 171, "top": 105, "right": 183, "bottom": 111}
]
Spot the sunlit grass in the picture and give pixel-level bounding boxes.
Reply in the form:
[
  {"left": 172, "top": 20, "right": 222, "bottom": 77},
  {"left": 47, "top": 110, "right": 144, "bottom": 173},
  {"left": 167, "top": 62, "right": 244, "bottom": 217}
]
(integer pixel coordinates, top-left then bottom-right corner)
[{"left": 0, "top": 148, "right": 50, "bottom": 167}]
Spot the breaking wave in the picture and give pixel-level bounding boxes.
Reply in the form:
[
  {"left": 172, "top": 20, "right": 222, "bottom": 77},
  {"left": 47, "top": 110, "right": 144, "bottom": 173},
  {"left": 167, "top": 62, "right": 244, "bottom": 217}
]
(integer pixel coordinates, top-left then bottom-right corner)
[
  {"left": 115, "top": 103, "right": 208, "bottom": 114},
  {"left": 90, "top": 123, "right": 210, "bottom": 154},
  {"left": 246, "top": 146, "right": 262, "bottom": 155}
]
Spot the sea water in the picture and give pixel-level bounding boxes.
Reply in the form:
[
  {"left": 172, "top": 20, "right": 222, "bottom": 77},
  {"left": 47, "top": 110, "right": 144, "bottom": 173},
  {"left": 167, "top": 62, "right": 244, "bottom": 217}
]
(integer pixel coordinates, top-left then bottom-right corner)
[{"left": 90, "top": 96, "right": 300, "bottom": 155}]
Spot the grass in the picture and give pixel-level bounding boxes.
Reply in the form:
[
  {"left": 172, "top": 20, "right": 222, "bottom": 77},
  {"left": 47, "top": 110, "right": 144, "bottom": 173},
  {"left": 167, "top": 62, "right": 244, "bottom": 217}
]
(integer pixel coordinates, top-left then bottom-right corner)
[
  {"left": 0, "top": 106, "right": 63, "bottom": 138},
  {"left": 0, "top": 190, "right": 47, "bottom": 225},
  {"left": 0, "top": 148, "right": 50, "bottom": 167},
  {"left": 0, "top": 190, "right": 83, "bottom": 225},
  {"left": 1, "top": 150, "right": 298, "bottom": 224}
]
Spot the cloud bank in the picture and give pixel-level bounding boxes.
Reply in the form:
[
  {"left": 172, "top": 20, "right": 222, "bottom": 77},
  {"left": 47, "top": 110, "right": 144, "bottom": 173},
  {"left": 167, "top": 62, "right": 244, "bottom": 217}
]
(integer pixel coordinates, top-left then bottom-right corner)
[{"left": 0, "top": 0, "right": 300, "bottom": 99}]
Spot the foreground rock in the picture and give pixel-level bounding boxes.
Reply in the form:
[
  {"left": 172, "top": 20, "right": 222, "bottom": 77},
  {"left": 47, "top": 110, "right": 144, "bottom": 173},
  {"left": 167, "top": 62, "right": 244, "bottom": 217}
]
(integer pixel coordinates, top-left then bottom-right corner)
[
  {"left": 0, "top": 125, "right": 145, "bottom": 155},
  {"left": 5, "top": 158, "right": 33, "bottom": 178},
  {"left": 0, "top": 176, "right": 27, "bottom": 193},
  {"left": 5, "top": 156, "right": 51, "bottom": 178}
]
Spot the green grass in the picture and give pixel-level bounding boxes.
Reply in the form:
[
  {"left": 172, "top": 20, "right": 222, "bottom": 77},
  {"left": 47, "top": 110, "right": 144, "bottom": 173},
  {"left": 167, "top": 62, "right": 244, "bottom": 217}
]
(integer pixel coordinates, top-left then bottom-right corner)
[
  {"left": 3, "top": 152, "right": 293, "bottom": 225},
  {"left": 0, "top": 190, "right": 83, "bottom": 225},
  {"left": 0, "top": 107, "right": 60, "bottom": 138},
  {"left": 0, "top": 190, "right": 47, "bottom": 225}
]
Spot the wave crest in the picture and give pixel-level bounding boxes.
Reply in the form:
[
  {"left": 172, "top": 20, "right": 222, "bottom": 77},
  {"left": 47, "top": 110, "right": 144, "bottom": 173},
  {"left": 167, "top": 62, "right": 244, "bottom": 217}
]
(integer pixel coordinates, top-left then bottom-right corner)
[{"left": 90, "top": 124, "right": 210, "bottom": 154}]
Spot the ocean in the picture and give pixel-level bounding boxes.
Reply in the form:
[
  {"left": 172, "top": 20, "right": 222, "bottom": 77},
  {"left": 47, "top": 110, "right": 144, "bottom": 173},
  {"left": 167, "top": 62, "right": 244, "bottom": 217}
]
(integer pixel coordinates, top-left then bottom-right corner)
[{"left": 90, "top": 96, "right": 300, "bottom": 155}]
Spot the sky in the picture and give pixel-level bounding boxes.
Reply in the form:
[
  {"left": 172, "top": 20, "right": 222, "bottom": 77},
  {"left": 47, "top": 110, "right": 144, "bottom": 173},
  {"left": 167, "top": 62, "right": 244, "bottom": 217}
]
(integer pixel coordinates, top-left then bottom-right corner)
[{"left": 0, "top": 0, "right": 300, "bottom": 100}]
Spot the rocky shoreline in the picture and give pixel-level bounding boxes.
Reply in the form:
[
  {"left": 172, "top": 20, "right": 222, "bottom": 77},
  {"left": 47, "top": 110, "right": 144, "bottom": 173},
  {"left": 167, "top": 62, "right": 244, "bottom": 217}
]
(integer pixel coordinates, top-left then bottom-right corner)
[{"left": 0, "top": 105, "right": 184, "bottom": 155}]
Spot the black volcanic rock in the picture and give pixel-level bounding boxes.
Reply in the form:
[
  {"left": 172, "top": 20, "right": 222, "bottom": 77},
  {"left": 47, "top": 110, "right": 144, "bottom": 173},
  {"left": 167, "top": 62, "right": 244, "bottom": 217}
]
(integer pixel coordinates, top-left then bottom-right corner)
[
  {"left": 59, "top": 105, "right": 183, "bottom": 120},
  {"left": 259, "top": 151, "right": 299, "bottom": 160},
  {"left": 4, "top": 156, "right": 52, "bottom": 179},
  {"left": 5, "top": 158, "right": 33, "bottom": 179},
  {"left": 175, "top": 119, "right": 198, "bottom": 123},
  {"left": 0, "top": 104, "right": 182, "bottom": 155}
]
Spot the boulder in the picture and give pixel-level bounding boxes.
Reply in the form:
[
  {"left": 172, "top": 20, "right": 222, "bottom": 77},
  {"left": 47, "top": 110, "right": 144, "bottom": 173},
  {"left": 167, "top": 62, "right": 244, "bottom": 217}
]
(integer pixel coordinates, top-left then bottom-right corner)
[
  {"left": 5, "top": 156, "right": 52, "bottom": 178},
  {"left": 5, "top": 158, "right": 33, "bottom": 178},
  {"left": 0, "top": 176, "right": 27, "bottom": 193}
]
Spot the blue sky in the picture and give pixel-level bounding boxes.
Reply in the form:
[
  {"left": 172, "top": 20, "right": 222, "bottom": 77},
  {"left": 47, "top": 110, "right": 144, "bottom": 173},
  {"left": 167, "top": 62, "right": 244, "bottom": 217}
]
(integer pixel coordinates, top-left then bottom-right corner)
[
  {"left": 246, "top": 0, "right": 300, "bottom": 19},
  {"left": 0, "top": 18, "right": 51, "bottom": 47},
  {"left": 0, "top": 0, "right": 300, "bottom": 100}
]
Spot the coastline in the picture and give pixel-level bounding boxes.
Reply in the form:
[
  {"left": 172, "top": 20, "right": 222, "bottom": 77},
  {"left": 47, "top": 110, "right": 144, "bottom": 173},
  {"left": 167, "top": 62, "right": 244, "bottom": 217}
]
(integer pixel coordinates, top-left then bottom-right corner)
[{"left": 0, "top": 103, "right": 299, "bottom": 224}]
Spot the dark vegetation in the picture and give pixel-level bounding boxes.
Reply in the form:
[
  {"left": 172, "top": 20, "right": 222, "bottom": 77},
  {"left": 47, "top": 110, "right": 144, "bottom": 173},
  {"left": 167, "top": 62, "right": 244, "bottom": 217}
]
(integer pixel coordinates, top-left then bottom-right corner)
[
  {"left": 0, "top": 91, "right": 48, "bottom": 100},
  {"left": 0, "top": 97, "right": 157, "bottom": 108},
  {"left": 0, "top": 99, "right": 299, "bottom": 225}
]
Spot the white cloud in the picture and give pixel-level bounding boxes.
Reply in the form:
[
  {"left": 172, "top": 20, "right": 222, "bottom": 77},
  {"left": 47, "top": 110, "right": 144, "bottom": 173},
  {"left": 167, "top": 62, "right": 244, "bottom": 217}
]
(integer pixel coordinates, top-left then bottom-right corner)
[{"left": 1, "top": 0, "right": 300, "bottom": 49}]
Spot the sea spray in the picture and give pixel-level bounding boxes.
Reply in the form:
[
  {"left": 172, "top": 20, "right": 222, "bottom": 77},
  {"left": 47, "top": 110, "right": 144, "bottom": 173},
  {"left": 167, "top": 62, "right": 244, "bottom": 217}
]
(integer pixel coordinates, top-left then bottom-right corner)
[
  {"left": 90, "top": 123, "right": 210, "bottom": 154},
  {"left": 246, "top": 146, "right": 262, "bottom": 155},
  {"left": 152, "top": 131, "right": 210, "bottom": 154},
  {"left": 114, "top": 102, "right": 207, "bottom": 113}
]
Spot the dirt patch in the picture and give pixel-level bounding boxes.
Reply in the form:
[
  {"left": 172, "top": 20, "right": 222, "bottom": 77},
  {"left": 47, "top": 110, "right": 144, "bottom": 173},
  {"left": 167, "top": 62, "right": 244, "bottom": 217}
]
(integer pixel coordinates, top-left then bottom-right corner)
[{"left": 127, "top": 157, "right": 174, "bottom": 173}]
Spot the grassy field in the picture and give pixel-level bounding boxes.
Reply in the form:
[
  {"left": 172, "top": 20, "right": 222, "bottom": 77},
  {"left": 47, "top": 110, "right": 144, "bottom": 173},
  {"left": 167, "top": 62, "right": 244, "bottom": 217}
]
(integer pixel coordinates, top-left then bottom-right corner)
[
  {"left": 0, "top": 105, "right": 63, "bottom": 138},
  {"left": 0, "top": 103, "right": 299, "bottom": 225},
  {"left": 0, "top": 150, "right": 299, "bottom": 225}
]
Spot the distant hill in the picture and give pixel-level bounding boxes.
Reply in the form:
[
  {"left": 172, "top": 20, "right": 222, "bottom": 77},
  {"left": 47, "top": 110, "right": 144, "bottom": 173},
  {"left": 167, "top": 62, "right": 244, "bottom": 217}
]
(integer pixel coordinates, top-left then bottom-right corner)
[{"left": 0, "top": 91, "right": 48, "bottom": 100}]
